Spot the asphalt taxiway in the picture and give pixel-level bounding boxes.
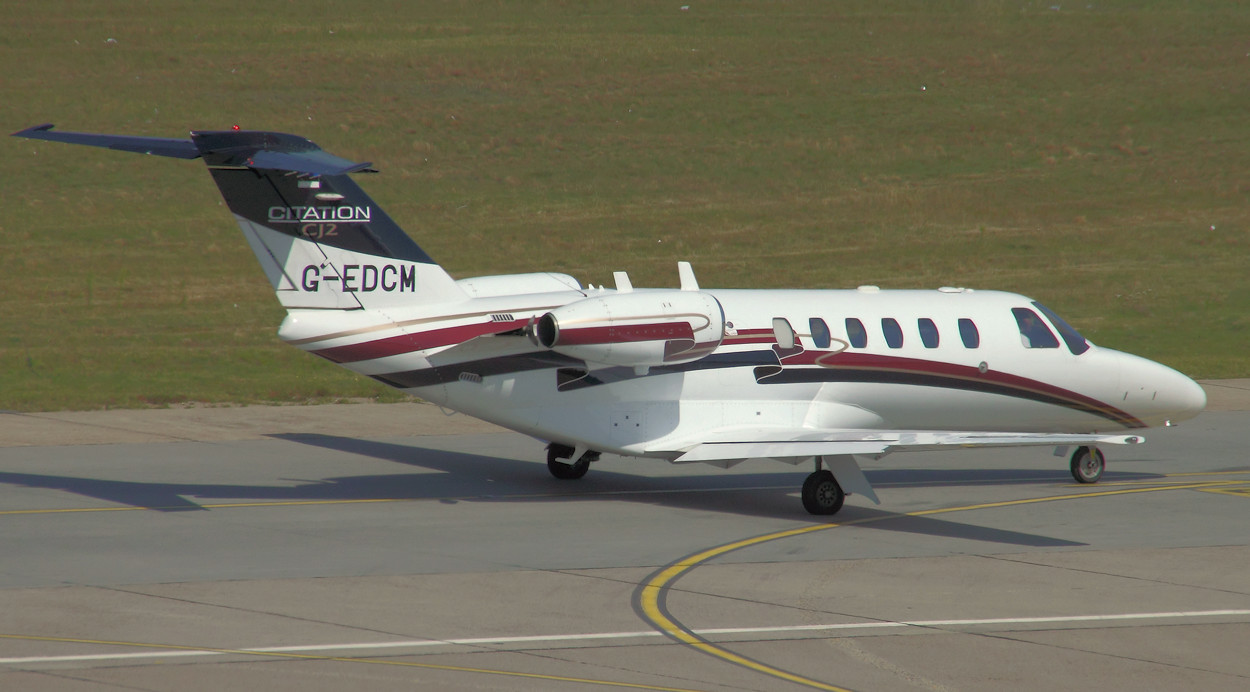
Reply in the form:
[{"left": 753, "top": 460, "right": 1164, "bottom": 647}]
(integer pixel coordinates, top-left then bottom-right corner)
[{"left": 1, "top": 382, "right": 1248, "bottom": 691}]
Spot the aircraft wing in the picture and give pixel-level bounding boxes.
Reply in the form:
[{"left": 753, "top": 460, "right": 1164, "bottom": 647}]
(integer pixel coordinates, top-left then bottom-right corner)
[
  {"left": 667, "top": 429, "right": 1144, "bottom": 465},
  {"left": 660, "top": 429, "right": 1144, "bottom": 506}
]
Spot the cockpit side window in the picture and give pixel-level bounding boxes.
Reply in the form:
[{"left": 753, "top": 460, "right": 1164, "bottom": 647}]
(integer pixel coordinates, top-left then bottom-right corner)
[
  {"left": 809, "top": 318, "right": 831, "bottom": 349},
  {"left": 882, "top": 318, "right": 904, "bottom": 349},
  {"left": 1031, "top": 302, "right": 1091, "bottom": 355},
  {"left": 1012, "top": 308, "right": 1060, "bottom": 349},
  {"left": 845, "top": 318, "right": 867, "bottom": 348}
]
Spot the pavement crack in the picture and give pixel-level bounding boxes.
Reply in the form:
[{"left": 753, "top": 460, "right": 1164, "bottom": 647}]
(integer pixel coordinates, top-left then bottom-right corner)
[
  {"left": 480, "top": 644, "right": 770, "bottom": 692},
  {"left": 94, "top": 585, "right": 415, "bottom": 641},
  {"left": 0, "top": 411, "right": 204, "bottom": 445},
  {"left": 824, "top": 638, "right": 956, "bottom": 692},
  {"left": 968, "top": 626, "right": 1250, "bottom": 681},
  {"left": 977, "top": 553, "right": 1250, "bottom": 597},
  {"left": 14, "top": 669, "right": 160, "bottom": 691}
]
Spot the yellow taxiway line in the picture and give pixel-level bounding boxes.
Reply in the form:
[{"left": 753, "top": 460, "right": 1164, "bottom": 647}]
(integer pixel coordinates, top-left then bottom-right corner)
[
  {"left": 635, "top": 479, "right": 1245, "bottom": 692},
  {"left": 3, "top": 475, "right": 1246, "bottom": 690}
]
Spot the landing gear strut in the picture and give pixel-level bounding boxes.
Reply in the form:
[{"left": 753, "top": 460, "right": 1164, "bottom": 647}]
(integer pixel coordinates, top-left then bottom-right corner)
[
  {"left": 801, "top": 459, "right": 845, "bottom": 515},
  {"left": 1070, "top": 445, "right": 1105, "bottom": 484},
  {"left": 546, "top": 443, "right": 599, "bottom": 480}
]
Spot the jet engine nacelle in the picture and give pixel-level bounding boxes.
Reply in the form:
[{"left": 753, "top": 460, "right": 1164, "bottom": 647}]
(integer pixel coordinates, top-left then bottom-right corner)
[{"left": 534, "top": 290, "right": 725, "bottom": 368}]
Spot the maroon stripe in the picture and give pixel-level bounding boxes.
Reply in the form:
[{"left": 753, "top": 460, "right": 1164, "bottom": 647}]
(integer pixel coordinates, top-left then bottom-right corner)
[
  {"left": 312, "top": 320, "right": 524, "bottom": 364},
  {"left": 794, "top": 351, "right": 1144, "bottom": 427},
  {"left": 557, "top": 322, "right": 695, "bottom": 346}
]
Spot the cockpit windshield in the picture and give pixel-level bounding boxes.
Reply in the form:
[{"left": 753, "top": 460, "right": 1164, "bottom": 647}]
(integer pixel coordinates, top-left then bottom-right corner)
[
  {"left": 1032, "top": 302, "right": 1091, "bottom": 355},
  {"left": 1012, "top": 308, "right": 1060, "bottom": 349}
]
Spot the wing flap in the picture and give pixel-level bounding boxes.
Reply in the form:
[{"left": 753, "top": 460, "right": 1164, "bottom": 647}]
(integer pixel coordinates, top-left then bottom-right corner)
[{"left": 674, "top": 440, "right": 889, "bottom": 463}]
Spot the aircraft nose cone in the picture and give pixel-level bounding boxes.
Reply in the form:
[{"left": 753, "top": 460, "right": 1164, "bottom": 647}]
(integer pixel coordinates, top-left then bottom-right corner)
[
  {"left": 1147, "top": 363, "right": 1206, "bottom": 425},
  {"left": 1116, "top": 352, "right": 1206, "bottom": 427},
  {"left": 1170, "top": 373, "right": 1208, "bottom": 423}
]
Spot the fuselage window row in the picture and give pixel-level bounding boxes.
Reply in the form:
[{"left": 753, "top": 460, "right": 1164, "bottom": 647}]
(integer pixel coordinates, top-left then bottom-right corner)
[
  {"left": 812, "top": 314, "right": 1091, "bottom": 354},
  {"left": 827, "top": 316, "right": 984, "bottom": 351}
]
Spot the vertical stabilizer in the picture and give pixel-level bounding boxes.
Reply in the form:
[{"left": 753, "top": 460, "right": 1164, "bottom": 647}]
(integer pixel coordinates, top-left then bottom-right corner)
[
  {"left": 190, "top": 130, "right": 466, "bottom": 310},
  {"left": 12, "top": 125, "right": 468, "bottom": 311}
]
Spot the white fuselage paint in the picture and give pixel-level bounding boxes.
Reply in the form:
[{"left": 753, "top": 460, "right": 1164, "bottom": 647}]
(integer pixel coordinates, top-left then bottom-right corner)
[{"left": 279, "top": 284, "right": 1207, "bottom": 460}]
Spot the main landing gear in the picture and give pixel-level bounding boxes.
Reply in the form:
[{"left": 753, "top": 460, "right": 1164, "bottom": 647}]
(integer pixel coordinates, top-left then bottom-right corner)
[
  {"left": 546, "top": 443, "right": 600, "bottom": 480},
  {"left": 801, "top": 460, "right": 845, "bottom": 515},
  {"left": 1070, "top": 445, "right": 1106, "bottom": 484}
]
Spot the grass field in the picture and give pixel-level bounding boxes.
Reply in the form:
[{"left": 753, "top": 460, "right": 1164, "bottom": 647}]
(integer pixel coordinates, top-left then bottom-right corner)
[{"left": 2, "top": 0, "right": 1247, "bottom": 411}]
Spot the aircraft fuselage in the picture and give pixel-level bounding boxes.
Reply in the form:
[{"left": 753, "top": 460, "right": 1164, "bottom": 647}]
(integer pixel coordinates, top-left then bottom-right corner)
[{"left": 277, "top": 284, "right": 1206, "bottom": 460}]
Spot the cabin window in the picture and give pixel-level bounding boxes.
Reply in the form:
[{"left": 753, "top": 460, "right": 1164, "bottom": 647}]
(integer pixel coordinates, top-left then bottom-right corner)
[
  {"left": 1012, "top": 308, "right": 1060, "bottom": 349},
  {"left": 809, "top": 318, "right": 831, "bottom": 348},
  {"left": 845, "top": 318, "right": 867, "bottom": 348},
  {"left": 882, "top": 318, "right": 904, "bottom": 349},
  {"left": 1032, "top": 302, "right": 1091, "bottom": 355},
  {"left": 917, "top": 318, "right": 939, "bottom": 348},
  {"left": 958, "top": 318, "right": 980, "bottom": 348}
]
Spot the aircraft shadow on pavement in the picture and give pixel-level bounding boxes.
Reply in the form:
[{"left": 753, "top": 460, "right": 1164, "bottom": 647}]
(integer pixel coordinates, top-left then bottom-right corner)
[{"left": 0, "top": 433, "right": 1117, "bottom": 548}]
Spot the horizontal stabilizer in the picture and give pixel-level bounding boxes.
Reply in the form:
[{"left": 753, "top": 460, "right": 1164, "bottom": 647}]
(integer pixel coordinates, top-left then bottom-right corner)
[
  {"left": 13, "top": 123, "right": 199, "bottom": 159},
  {"left": 14, "top": 123, "right": 463, "bottom": 310},
  {"left": 12, "top": 124, "right": 373, "bottom": 177},
  {"left": 245, "top": 149, "right": 374, "bottom": 177}
]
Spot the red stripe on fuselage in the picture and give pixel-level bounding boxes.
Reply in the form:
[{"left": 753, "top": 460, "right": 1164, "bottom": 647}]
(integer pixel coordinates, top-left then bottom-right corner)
[
  {"left": 311, "top": 320, "right": 524, "bottom": 364},
  {"left": 788, "top": 350, "right": 1144, "bottom": 427},
  {"left": 556, "top": 322, "right": 695, "bottom": 346}
]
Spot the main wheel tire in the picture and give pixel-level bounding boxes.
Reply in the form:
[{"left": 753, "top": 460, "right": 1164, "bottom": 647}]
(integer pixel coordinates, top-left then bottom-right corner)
[
  {"left": 1070, "top": 446, "right": 1105, "bottom": 484},
  {"left": 547, "top": 448, "right": 591, "bottom": 480},
  {"left": 801, "top": 470, "right": 845, "bottom": 515}
]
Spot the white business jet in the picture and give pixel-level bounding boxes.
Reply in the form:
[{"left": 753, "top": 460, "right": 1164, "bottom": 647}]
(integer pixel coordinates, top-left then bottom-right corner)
[{"left": 13, "top": 125, "right": 1207, "bottom": 514}]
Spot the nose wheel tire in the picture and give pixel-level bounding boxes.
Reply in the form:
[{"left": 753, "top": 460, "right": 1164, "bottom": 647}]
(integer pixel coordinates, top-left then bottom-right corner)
[
  {"left": 801, "top": 470, "right": 845, "bottom": 515},
  {"left": 1070, "top": 446, "right": 1105, "bottom": 484}
]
